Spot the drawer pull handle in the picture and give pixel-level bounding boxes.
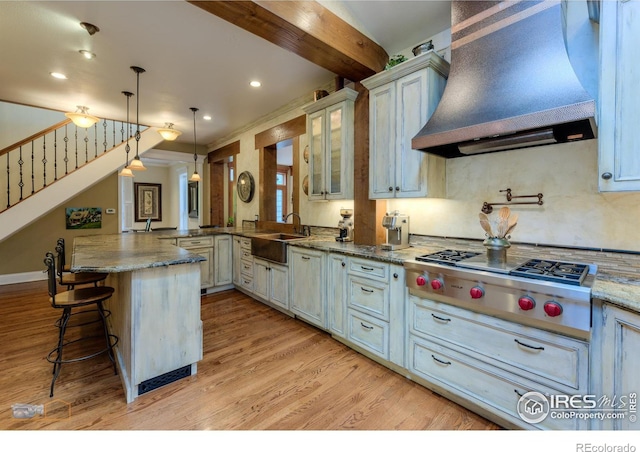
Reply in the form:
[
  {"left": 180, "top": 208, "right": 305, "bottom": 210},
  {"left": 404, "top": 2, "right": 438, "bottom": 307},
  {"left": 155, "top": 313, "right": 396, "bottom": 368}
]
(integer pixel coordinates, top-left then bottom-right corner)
[
  {"left": 431, "top": 314, "right": 451, "bottom": 323},
  {"left": 301, "top": 256, "right": 310, "bottom": 261},
  {"left": 361, "top": 266, "right": 374, "bottom": 271},
  {"left": 431, "top": 355, "right": 452, "bottom": 366},
  {"left": 360, "top": 322, "right": 373, "bottom": 330},
  {"left": 514, "top": 339, "right": 544, "bottom": 351},
  {"left": 361, "top": 287, "right": 374, "bottom": 294}
]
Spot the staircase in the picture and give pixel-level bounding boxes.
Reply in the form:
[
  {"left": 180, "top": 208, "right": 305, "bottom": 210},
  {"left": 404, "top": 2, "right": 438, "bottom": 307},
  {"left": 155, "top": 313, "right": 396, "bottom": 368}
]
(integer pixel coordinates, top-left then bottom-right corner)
[{"left": 0, "top": 120, "right": 163, "bottom": 243}]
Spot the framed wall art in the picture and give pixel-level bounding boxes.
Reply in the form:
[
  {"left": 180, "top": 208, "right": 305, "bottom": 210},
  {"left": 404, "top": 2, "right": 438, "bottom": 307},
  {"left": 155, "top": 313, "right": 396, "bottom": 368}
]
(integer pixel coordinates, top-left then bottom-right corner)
[
  {"left": 65, "top": 207, "right": 102, "bottom": 229},
  {"left": 134, "top": 182, "right": 162, "bottom": 222}
]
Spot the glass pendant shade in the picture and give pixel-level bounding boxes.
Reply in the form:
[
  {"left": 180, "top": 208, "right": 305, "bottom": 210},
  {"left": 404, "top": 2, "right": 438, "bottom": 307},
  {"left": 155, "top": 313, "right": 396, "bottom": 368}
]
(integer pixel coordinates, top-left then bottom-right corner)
[
  {"left": 119, "top": 167, "right": 134, "bottom": 177},
  {"left": 158, "top": 123, "right": 182, "bottom": 141},
  {"left": 128, "top": 156, "right": 146, "bottom": 171},
  {"left": 65, "top": 106, "right": 99, "bottom": 128},
  {"left": 189, "top": 171, "right": 201, "bottom": 182}
]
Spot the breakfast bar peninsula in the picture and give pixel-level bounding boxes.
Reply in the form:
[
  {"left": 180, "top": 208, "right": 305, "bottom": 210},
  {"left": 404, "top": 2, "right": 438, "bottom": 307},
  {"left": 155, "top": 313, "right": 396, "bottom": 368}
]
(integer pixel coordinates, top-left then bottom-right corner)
[{"left": 71, "top": 233, "right": 204, "bottom": 403}]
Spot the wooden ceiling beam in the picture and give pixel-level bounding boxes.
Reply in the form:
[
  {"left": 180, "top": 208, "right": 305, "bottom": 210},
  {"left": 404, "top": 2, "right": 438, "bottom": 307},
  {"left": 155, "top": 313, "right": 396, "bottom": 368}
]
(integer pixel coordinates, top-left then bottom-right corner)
[{"left": 188, "top": 1, "right": 388, "bottom": 81}]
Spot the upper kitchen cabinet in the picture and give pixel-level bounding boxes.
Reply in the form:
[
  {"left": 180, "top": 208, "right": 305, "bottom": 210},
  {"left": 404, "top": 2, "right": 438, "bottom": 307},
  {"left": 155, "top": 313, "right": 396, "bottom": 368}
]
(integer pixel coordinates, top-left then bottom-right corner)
[
  {"left": 598, "top": 0, "right": 640, "bottom": 192},
  {"left": 302, "top": 88, "right": 358, "bottom": 201},
  {"left": 362, "top": 51, "right": 449, "bottom": 199}
]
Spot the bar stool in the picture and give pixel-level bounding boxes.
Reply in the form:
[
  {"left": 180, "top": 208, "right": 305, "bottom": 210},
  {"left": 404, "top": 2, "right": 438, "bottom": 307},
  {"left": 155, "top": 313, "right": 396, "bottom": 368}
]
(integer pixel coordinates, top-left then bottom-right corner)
[
  {"left": 43, "top": 252, "right": 118, "bottom": 397},
  {"left": 55, "top": 240, "right": 108, "bottom": 290}
]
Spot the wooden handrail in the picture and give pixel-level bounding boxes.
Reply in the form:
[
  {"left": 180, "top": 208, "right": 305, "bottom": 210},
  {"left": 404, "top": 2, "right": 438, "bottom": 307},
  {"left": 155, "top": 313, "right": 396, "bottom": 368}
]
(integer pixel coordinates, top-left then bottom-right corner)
[{"left": 0, "top": 119, "right": 72, "bottom": 157}]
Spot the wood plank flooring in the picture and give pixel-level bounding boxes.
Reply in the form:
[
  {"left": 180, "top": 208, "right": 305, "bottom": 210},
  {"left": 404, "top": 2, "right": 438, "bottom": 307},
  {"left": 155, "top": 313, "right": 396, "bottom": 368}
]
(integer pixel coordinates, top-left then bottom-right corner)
[{"left": 0, "top": 281, "right": 499, "bottom": 430}]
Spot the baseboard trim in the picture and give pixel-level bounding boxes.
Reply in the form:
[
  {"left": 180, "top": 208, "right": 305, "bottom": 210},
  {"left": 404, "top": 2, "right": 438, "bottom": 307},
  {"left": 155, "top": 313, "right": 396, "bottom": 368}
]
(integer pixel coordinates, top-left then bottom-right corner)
[{"left": 0, "top": 271, "right": 47, "bottom": 286}]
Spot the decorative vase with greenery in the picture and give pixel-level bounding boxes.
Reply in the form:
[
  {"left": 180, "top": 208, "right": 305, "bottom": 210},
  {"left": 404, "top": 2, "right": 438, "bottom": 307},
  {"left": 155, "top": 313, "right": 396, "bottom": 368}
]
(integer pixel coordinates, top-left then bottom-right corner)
[
  {"left": 227, "top": 217, "right": 234, "bottom": 227},
  {"left": 385, "top": 54, "right": 407, "bottom": 70}
]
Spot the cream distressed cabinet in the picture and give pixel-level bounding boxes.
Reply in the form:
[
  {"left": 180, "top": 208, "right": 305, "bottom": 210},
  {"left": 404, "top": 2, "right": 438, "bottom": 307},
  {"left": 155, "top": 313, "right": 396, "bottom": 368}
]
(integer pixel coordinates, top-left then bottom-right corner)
[
  {"left": 598, "top": 0, "right": 640, "bottom": 191},
  {"left": 598, "top": 302, "right": 640, "bottom": 430},
  {"left": 361, "top": 51, "right": 449, "bottom": 199},
  {"left": 214, "top": 235, "right": 233, "bottom": 287},
  {"left": 302, "top": 88, "right": 358, "bottom": 201},
  {"left": 327, "top": 253, "right": 348, "bottom": 339},
  {"left": 289, "top": 247, "right": 326, "bottom": 328},
  {"left": 253, "top": 258, "right": 289, "bottom": 311},
  {"left": 177, "top": 236, "right": 214, "bottom": 289}
]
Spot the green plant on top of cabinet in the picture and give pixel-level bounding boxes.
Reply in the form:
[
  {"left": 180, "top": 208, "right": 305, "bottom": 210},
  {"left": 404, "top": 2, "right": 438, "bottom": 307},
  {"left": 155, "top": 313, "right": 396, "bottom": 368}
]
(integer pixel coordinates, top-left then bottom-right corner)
[
  {"left": 302, "top": 88, "right": 358, "bottom": 201},
  {"left": 361, "top": 51, "right": 449, "bottom": 199},
  {"left": 598, "top": 0, "right": 640, "bottom": 192}
]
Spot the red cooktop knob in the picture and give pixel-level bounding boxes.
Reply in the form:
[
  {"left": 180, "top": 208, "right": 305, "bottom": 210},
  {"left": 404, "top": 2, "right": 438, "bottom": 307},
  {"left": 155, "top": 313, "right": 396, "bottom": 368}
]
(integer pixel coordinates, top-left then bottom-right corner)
[
  {"left": 470, "top": 286, "right": 484, "bottom": 299},
  {"left": 416, "top": 275, "right": 426, "bottom": 286},
  {"left": 518, "top": 296, "right": 536, "bottom": 311},
  {"left": 430, "top": 278, "right": 443, "bottom": 290},
  {"left": 544, "top": 301, "right": 563, "bottom": 317}
]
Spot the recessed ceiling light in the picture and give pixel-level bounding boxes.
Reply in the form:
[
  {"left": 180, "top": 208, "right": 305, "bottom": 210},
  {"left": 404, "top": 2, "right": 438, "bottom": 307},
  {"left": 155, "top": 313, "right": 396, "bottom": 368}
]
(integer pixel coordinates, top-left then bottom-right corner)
[
  {"left": 50, "top": 72, "right": 67, "bottom": 80},
  {"left": 79, "top": 50, "right": 96, "bottom": 60},
  {"left": 250, "top": 80, "right": 261, "bottom": 88},
  {"left": 203, "top": 115, "right": 212, "bottom": 121}
]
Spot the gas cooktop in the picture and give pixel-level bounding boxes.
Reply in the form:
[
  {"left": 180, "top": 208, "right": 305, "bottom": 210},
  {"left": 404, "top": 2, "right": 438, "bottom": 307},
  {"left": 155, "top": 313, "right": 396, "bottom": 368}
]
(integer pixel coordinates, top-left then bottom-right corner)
[{"left": 414, "top": 249, "right": 590, "bottom": 286}]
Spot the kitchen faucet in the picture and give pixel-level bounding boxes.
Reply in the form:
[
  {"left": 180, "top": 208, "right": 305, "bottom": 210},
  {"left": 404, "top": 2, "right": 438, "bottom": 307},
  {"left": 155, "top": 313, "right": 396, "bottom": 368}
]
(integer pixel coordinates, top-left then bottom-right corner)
[{"left": 283, "top": 212, "right": 309, "bottom": 236}]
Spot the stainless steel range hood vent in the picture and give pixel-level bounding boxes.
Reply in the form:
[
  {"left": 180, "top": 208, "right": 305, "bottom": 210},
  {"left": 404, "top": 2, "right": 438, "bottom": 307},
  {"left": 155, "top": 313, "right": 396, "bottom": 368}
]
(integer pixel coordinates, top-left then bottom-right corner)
[{"left": 412, "top": 1, "right": 597, "bottom": 158}]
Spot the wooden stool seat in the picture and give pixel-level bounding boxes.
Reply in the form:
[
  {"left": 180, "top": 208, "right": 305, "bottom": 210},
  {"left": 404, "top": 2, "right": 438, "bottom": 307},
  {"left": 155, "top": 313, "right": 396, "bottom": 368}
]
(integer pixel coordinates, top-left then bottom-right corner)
[{"left": 44, "top": 253, "right": 118, "bottom": 397}]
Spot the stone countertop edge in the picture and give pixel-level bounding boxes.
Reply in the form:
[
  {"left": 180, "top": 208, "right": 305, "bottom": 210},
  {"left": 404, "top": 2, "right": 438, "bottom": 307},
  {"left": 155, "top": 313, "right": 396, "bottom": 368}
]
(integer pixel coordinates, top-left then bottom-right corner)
[{"left": 81, "top": 228, "right": 640, "bottom": 315}]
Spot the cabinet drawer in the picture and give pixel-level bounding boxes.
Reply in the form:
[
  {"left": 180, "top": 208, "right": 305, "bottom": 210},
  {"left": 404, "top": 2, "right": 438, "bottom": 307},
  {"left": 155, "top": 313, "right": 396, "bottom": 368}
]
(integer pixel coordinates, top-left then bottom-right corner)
[
  {"left": 177, "top": 236, "right": 213, "bottom": 248},
  {"left": 240, "top": 249, "right": 253, "bottom": 261},
  {"left": 348, "top": 257, "right": 388, "bottom": 282},
  {"left": 348, "top": 275, "right": 389, "bottom": 321},
  {"left": 240, "top": 238, "right": 252, "bottom": 250},
  {"left": 347, "top": 309, "right": 389, "bottom": 360},
  {"left": 409, "top": 335, "right": 583, "bottom": 430},
  {"left": 240, "top": 259, "right": 253, "bottom": 277},
  {"left": 239, "top": 274, "right": 254, "bottom": 292},
  {"left": 409, "top": 296, "right": 587, "bottom": 391}
]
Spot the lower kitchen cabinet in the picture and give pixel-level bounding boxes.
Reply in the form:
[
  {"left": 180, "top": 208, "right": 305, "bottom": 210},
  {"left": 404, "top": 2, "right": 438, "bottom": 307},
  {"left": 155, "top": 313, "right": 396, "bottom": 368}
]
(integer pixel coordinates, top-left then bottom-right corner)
[
  {"left": 407, "top": 295, "right": 590, "bottom": 430},
  {"left": 345, "top": 257, "right": 405, "bottom": 366},
  {"left": 597, "top": 301, "right": 640, "bottom": 430},
  {"left": 327, "top": 253, "right": 348, "bottom": 338},
  {"left": 213, "top": 235, "right": 232, "bottom": 286},
  {"left": 177, "top": 236, "right": 214, "bottom": 289},
  {"left": 253, "top": 257, "right": 289, "bottom": 311},
  {"left": 233, "top": 236, "right": 254, "bottom": 292},
  {"left": 289, "top": 247, "right": 326, "bottom": 328}
]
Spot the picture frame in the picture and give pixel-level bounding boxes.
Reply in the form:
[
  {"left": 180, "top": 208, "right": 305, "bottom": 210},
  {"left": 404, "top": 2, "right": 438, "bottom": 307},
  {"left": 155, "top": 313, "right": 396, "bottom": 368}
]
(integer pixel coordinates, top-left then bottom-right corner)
[
  {"left": 188, "top": 181, "right": 199, "bottom": 218},
  {"left": 66, "top": 207, "right": 102, "bottom": 229},
  {"left": 134, "top": 182, "right": 162, "bottom": 222}
]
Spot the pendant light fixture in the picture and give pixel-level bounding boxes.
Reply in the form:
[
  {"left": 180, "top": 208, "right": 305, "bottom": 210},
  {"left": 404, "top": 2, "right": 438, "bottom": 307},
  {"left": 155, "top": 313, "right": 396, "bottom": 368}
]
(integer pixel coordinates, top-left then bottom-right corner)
[
  {"left": 158, "top": 123, "right": 182, "bottom": 141},
  {"left": 119, "top": 91, "right": 134, "bottom": 178},
  {"left": 127, "top": 66, "right": 146, "bottom": 171},
  {"left": 65, "top": 105, "right": 99, "bottom": 128},
  {"left": 189, "top": 107, "right": 201, "bottom": 182}
]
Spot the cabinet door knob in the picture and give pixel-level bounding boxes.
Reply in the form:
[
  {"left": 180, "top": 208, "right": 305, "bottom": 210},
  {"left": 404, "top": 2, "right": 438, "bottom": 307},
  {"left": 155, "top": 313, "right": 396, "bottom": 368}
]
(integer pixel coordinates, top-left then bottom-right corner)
[
  {"left": 395, "top": 186, "right": 400, "bottom": 191},
  {"left": 341, "top": 262, "right": 346, "bottom": 267},
  {"left": 393, "top": 273, "right": 398, "bottom": 279},
  {"left": 601, "top": 172, "right": 612, "bottom": 180},
  {"left": 388, "top": 186, "right": 393, "bottom": 192}
]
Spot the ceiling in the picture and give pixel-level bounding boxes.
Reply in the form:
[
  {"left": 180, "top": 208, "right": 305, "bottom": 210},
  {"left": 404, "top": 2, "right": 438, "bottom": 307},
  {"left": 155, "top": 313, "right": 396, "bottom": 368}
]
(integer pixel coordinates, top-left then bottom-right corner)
[{"left": 0, "top": 1, "right": 451, "bottom": 150}]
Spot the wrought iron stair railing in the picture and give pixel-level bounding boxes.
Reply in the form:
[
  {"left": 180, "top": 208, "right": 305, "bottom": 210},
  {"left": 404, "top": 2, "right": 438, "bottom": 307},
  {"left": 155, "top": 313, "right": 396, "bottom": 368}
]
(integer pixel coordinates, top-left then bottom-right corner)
[{"left": 1, "top": 117, "right": 144, "bottom": 213}]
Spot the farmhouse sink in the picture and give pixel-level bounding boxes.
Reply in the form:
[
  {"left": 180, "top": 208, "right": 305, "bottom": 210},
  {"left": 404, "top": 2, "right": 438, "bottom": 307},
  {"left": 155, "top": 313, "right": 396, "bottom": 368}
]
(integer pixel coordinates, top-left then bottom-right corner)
[{"left": 250, "top": 233, "right": 307, "bottom": 263}]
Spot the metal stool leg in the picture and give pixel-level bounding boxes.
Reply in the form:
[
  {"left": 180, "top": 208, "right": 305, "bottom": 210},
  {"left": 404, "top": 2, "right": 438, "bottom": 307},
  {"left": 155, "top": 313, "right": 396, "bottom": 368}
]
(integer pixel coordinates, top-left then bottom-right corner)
[
  {"left": 97, "top": 301, "right": 118, "bottom": 376},
  {"left": 50, "top": 308, "right": 71, "bottom": 397}
]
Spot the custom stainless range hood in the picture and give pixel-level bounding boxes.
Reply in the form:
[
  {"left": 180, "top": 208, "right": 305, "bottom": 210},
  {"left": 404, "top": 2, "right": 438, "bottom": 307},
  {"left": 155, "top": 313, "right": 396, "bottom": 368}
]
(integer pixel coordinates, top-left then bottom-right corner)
[{"left": 412, "top": 1, "right": 597, "bottom": 158}]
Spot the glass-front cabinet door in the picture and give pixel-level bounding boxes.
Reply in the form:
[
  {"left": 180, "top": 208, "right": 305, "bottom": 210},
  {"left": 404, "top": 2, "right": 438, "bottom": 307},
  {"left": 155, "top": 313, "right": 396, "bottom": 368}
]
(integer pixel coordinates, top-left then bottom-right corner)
[
  {"left": 302, "top": 88, "right": 357, "bottom": 201},
  {"left": 308, "top": 110, "right": 325, "bottom": 199}
]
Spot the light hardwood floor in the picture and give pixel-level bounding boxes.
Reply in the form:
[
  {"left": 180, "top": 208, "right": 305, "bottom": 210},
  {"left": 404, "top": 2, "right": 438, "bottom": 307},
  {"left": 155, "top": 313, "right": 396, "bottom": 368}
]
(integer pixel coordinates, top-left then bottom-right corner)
[{"left": 0, "top": 281, "right": 499, "bottom": 430}]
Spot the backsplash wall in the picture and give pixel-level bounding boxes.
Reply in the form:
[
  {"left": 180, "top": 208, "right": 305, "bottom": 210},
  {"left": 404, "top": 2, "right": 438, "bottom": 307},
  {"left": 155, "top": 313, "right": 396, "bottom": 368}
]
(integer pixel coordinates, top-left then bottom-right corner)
[{"left": 388, "top": 139, "right": 640, "bottom": 252}]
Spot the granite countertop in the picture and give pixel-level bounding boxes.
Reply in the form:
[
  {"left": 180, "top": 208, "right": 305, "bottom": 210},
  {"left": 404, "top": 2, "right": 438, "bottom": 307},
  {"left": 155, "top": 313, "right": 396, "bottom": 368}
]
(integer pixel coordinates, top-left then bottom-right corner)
[
  {"left": 71, "top": 233, "right": 205, "bottom": 273},
  {"left": 75, "top": 228, "right": 640, "bottom": 315}
]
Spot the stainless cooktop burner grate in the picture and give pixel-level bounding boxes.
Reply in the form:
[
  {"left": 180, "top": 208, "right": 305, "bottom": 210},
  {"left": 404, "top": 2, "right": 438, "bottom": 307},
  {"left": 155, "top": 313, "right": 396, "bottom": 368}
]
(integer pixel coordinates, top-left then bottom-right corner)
[
  {"left": 415, "top": 249, "right": 481, "bottom": 265},
  {"left": 510, "top": 259, "right": 589, "bottom": 286}
]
